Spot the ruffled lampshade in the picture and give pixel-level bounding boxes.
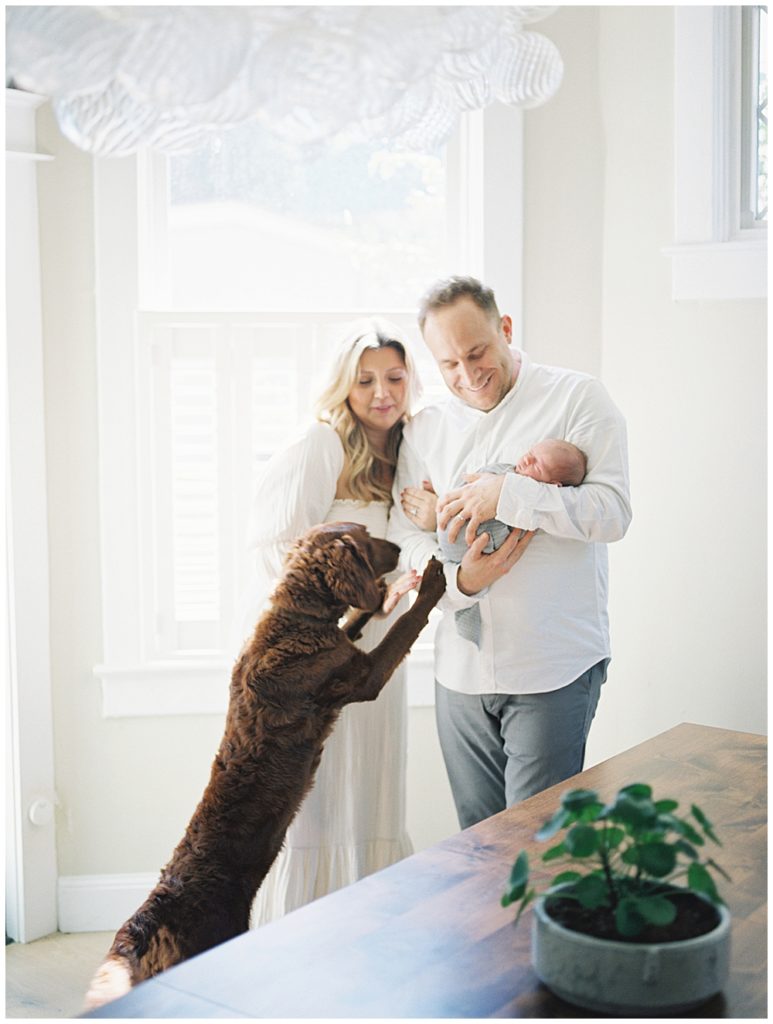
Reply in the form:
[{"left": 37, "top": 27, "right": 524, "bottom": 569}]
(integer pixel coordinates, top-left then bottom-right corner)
[{"left": 6, "top": 5, "right": 564, "bottom": 156}]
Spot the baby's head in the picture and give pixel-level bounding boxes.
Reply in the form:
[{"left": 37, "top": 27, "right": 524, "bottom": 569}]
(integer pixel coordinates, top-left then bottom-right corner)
[{"left": 515, "top": 439, "right": 587, "bottom": 486}]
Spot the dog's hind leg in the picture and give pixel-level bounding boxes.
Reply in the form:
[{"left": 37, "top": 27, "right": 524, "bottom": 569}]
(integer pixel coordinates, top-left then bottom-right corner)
[{"left": 83, "top": 956, "right": 134, "bottom": 1011}]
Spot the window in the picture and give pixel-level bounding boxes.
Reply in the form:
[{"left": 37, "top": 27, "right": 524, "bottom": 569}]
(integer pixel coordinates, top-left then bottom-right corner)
[
  {"left": 142, "top": 123, "right": 451, "bottom": 312},
  {"left": 740, "top": 5, "right": 768, "bottom": 228},
  {"left": 93, "top": 106, "right": 524, "bottom": 716},
  {"left": 665, "top": 6, "right": 767, "bottom": 300}
]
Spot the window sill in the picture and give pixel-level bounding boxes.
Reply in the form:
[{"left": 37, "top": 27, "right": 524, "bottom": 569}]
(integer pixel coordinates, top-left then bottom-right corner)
[
  {"left": 95, "top": 647, "right": 436, "bottom": 718},
  {"left": 662, "top": 238, "right": 767, "bottom": 301},
  {"left": 94, "top": 661, "right": 231, "bottom": 718}
]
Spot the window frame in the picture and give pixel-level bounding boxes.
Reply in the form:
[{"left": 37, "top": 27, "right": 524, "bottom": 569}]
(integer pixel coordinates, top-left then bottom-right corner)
[
  {"left": 663, "top": 6, "right": 767, "bottom": 300},
  {"left": 92, "top": 105, "right": 524, "bottom": 717},
  {"left": 740, "top": 4, "right": 767, "bottom": 229}
]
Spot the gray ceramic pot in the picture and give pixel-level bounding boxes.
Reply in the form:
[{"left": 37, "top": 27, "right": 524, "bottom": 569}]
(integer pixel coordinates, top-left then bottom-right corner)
[{"left": 532, "top": 895, "right": 731, "bottom": 1016}]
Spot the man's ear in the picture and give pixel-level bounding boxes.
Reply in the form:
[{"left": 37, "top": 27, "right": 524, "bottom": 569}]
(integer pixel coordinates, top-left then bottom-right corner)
[{"left": 500, "top": 314, "right": 513, "bottom": 343}]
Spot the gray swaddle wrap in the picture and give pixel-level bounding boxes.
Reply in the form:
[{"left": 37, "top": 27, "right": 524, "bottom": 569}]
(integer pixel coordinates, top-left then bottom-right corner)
[{"left": 437, "top": 464, "right": 512, "bottom": 648}]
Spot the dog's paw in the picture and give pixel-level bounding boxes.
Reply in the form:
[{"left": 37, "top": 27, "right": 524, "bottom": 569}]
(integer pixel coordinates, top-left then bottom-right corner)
[{"left": 418, "top": 556, "right": 446, "bottom": 602}]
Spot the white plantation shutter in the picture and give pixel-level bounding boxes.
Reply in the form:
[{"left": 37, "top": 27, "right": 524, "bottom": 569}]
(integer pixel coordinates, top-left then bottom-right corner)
[
  {"left": 136, "top": 314, "right": 376, "bottom": 662},
  {"left": 170, "top": 351, "right": 220, "bottom": 630},
  {"left": 141, "top": 324, "right": 223, "bottom": 657}
]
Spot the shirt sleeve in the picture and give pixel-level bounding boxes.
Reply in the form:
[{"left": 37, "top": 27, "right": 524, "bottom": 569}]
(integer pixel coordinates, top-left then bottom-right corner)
[
  {"left": 388, "top": 429, "right": 481, "bottom": 610},
  {"left": 246, "top": 421, "right": 344, "bottom": 583},
  {"left": 495, "top": 378, "right": 632, "bottom": 543}
]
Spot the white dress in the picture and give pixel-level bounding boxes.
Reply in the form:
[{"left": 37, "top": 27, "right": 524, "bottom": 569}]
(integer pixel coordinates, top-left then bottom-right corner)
[{"left": 232, "top": 421, "right": 413, "bottom": 927}]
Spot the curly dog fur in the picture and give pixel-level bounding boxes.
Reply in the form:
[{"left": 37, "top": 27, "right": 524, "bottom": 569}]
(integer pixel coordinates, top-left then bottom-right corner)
[{"left": 85, "top": 522, "right": 445, "bottom": 1009}]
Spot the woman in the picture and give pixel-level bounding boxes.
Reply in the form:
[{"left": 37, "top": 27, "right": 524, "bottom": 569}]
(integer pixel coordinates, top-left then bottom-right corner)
[{"left": 235, "top": 318, "right": 422, "bottom": 926}]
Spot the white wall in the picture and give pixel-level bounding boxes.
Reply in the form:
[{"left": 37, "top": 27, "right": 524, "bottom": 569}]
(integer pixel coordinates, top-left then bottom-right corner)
[
  {"left": 589, "top": 5, "right": 766, "bottom": 762},
  {"left": 523, "top": 6, "right": 605, "bottom": 376},
  {"left": 28, "top": 4, "right": 766, "bottom": 927}
]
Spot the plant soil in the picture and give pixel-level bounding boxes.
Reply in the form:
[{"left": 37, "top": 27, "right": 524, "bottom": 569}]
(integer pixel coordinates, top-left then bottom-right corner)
[{"left": 545, "top": 892, "right": 721, "bottom": 944}]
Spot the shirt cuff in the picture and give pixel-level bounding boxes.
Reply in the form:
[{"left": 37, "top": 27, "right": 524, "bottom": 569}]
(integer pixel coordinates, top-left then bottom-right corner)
[{"left": 441, "top": 559, "right": 489, "bottom": 609}]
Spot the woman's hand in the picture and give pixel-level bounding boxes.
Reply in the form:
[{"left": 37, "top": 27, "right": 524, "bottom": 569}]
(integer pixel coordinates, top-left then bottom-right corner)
[
  {"left": 400, "top": 480, "right": 438, "bottom": 531},
  {"left": 380, "top": 569, "right": 421, "bottom": 615}
]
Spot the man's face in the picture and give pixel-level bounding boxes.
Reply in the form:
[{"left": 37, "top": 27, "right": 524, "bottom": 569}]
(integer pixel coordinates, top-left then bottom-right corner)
[{"left": 422, "top": 297, "right": 515, "bottom": 412}]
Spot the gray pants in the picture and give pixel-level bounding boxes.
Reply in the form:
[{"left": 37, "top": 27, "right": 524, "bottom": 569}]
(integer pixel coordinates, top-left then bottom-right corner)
[{"left": 435, "top": 659, "right": 608, "bottom": 829}]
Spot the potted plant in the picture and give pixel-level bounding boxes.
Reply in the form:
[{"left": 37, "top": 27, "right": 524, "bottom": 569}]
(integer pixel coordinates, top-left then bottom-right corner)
[{"left": 502, "top": 783, "right": 731, "bottom": 1016}]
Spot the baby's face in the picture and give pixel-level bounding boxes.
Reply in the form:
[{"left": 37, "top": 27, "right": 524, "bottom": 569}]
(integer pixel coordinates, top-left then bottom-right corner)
[{"left": 515, "top": 442, "right": 565, "bottom": 485}]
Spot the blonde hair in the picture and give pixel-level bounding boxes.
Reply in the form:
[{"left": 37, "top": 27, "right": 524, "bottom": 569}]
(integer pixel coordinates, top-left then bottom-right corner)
[{"left": 314, "top": 318, "right": 421, "bottom": 503}]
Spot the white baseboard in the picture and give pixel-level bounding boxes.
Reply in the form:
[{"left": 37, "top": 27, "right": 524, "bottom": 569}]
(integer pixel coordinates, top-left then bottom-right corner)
[{"left": 57, "top": 873, "right": 158, "bottom": 933}]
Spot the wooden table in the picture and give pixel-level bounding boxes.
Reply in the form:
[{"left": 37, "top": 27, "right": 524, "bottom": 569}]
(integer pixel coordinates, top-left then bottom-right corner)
[{"left": 87, "top": 723, "right": 767, "bottom": 1018}]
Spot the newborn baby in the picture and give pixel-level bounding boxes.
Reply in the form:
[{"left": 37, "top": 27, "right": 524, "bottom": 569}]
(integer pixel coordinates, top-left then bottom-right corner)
[{"left": 401, "top": 439, "right": 587, "bottom": 647}]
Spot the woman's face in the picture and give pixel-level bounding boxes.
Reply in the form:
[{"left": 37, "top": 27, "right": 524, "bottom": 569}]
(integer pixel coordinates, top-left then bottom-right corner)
[{"left": 347, "top": 346, "right": 409, "bottom": 438}]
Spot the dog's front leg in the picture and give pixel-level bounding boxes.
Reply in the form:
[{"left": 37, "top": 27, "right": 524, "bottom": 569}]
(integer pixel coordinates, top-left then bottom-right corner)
[
  {"left": 346, "top": 557, "right": 445, "bottom": 703},
  {"left": 340, "top": 607, "right": 376, "bottom": 642}
]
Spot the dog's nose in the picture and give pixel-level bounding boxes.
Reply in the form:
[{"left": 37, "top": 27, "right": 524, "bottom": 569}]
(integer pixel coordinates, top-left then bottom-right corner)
[{"left": 372, "top": 538, "right": 400, "bottom": 574}]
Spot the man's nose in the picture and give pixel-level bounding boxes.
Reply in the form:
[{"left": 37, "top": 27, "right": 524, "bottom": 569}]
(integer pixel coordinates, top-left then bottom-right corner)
[{"left": 457, "top": 361, "right": 476, "bottom": 387}]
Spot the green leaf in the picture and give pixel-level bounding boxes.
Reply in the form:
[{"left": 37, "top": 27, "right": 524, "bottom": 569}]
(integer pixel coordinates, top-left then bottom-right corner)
[
  {"left": 502, "top": 852, "right": 530, "bottom": 905},
  {"left": 551, "top": 870, "right": 583, "bottom": 886},
  {"left": 501, "top": 885, "right": 524, "bottom": 906},
  {"left": 674, "top": 839, "right": 700, "bottom": 860},
  {"left": 542, "top": 841, "right": 567, "bottom": 862},
  {"left": 637, "top": 895, "right": 677, "bottom": 927},
  {"left": 563, "top": 824, "right": 599, "bottom": 857},
  {"left": 599, "top": 826, "right": 625, "bottom": 850},
  {"left": 619, "top": 783, "right": 653, "bottom": 799},
  {"left": 502, "top": 852, "right": 529, "bottom": 904},
  {"left": 636, "top": 842, "right": 677, "bottom": 878},
  {"left": 513, "top": 888, "right": 536, "bottom": 925},
  {"left": 508, "top": 851, "right": 529, "bottom": 888},
  {"left": 573, "top": 874, "right": 610, "bottom": 909},
  {"left": 535, "top": 808, "right": 570, "bottom": 842},
  {"left": 654, "top": 798, "right": 679, "bottom": 813},
  {"left": 691, "top": 803, "right": 721, "bottom": 845},
  {"left": 688, "top": 862, "right": 721, "bottom": 903},
  {"left": 621, "top": 845, "right": 639, "bottom": 866},
  {"left": 607, "top": 793, "right": 658, "bottom": 830},
  {"left": 661, "top": 814, "right": 705, "bottom": 846},
  {"left": 615, "top": 897, "right": 646, "bottom": 937},
  {"left": 578, "top": 802, "right": 605, "bottom": 823},
  {"left": 561, "top": 789, "right": 600, "bottom": 812},
  {"left": 706, "top": 857, "right": 732, "bottom": 883}
]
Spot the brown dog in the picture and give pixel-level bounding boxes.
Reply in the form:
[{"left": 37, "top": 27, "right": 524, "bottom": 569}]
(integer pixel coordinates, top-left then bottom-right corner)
[{"left": 85, "top": 522, "right": 445, "bottom": 1009}]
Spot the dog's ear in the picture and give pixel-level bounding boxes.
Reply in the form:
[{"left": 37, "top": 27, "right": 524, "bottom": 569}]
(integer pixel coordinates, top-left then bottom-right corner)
[{"left": 324, "top": 536, "right": 383, "bottom": 611}]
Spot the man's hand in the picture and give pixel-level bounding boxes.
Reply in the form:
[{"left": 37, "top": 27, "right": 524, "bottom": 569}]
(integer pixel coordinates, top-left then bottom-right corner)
[
  {"left": 457, "top": 527, "right": 535, "bottom": 596},
  {"left": 437, "top": 473, "right": 506, "bottom": 545}
]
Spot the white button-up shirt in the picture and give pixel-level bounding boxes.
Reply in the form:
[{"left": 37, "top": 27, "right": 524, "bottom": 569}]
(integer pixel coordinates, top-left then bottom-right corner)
[{"left": 388, "top": 350, "right": 632, "bottom": 695}]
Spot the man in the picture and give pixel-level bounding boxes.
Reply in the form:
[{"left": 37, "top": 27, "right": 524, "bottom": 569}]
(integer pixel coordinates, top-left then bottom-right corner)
[{"left": 388, "top": 277, "right": 631, "bottom": 829}]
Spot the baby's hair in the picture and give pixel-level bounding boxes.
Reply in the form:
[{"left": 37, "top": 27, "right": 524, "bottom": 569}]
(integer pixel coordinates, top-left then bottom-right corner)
[{"left": 544, "top": 439, "right": 587, "bottom": 486}]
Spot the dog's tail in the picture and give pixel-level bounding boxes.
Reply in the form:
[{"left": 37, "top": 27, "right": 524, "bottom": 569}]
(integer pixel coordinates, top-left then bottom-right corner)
[{"left": 83, "top": 954, "right": 134, "bottom": 1011}]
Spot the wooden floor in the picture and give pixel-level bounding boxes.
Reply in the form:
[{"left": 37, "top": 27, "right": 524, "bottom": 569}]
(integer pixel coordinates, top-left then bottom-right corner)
[{"left": 6, "top": 932, "right": 113, "bottom": 1019}]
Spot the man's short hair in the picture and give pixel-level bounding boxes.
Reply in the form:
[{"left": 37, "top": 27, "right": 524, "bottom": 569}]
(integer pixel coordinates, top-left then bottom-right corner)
[{"left": 418, "top": 276, "right": 500, "bottom": 332}]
